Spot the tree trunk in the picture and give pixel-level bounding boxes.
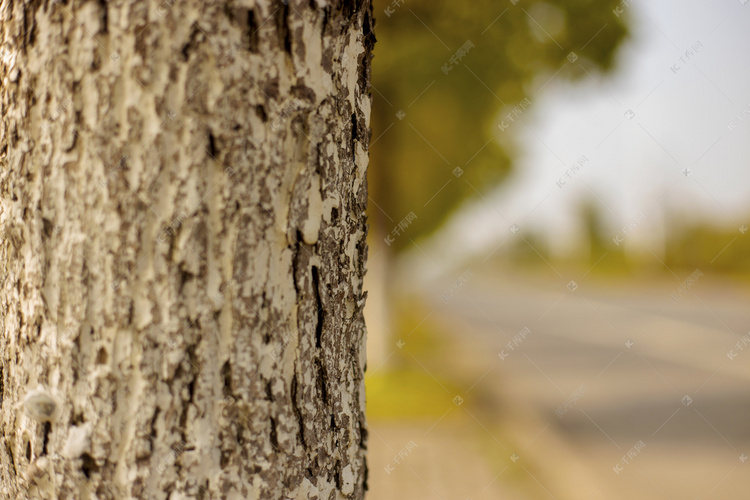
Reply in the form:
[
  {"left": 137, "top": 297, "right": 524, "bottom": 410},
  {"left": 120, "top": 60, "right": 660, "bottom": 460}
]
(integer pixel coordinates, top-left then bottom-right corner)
[{"left": 0, "top": 1, "right": 374, "bottom": 498}]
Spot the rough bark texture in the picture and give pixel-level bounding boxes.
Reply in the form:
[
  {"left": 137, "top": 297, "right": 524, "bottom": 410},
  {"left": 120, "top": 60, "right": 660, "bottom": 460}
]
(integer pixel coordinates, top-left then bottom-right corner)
[{"left": 0, "top": 0, "right": 374, "bottom": 498}]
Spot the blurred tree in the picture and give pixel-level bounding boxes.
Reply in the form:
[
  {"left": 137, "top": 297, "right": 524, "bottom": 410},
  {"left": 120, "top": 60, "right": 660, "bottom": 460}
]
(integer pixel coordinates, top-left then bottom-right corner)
[
  {"left": 369, "top": 0, "right": 630, "bottom": 251},
  {"left": 665, "top": 223, "right": 750, "bottom": 275},
  {"left": 578, "top": 198, "right": 632, "bottom": 274},
  {"left": 580, "top": 198, "right": 610, "bottom": 262}
]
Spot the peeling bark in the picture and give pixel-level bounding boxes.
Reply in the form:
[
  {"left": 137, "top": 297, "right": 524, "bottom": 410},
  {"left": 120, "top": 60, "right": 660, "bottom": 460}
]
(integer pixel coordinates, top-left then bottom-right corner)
[{"left": 0, "top": 0, "right": 374, "bottom": 498}]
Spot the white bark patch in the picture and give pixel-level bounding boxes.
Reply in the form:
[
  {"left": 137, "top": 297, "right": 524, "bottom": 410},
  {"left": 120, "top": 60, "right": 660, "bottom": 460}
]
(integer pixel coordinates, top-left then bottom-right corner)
[
  {"left": 62, "top": 423, "right": 93, "bottom": 459},
  {"left": 353, "top": 143, "right": 369, "bottom": 195},
  {"left": 341, "top": 464, "right": 355, "bottom": 495},
  {"left": 301, "top": 173, "right": 323, "bottom": 245},
  {"left": 301, "top": 21, "right": 333, "bottom": 103},
  {"left": 343, "top": 33, "right": 365, "bottom": 110}
]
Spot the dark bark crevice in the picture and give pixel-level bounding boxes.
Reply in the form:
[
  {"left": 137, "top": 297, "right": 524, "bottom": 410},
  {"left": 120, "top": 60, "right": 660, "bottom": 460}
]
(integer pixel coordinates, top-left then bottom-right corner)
[
  {"left": 269, "top": 417, "right": 279, "bottom": 450},
  {"left": 246, "top": 9, "right": 260, "bottom": 52},
  {"left": 181, "top": 23, "right": 201, "bottom": 61},
  {"left": 350, "top": 113, "right": 358, "bottom": 158},
  {"left": 275, "top": 1, "right": 292, "bottom": 56},
  {"left": 207, "top": 131, "right": 217, "bottom": 159},
  {"left": 316, "top": 357, "right": 328, "bottom": 405},
  {"left": 149, "top": 407, "right": 160, "bottom": 440},
  {"left": 80, "top": 453, "right": 98, "bottom": 479},
  {"left": 221, "top": 360, "right": 232, "bottom": 398},
  {"left": 41, "top": 421, "right": 51, "bottom": 456},
  {"left": 98, "top": 0, "right": 108, "bottom": 34},
  {"left": 312, "top": 265, "right": 324, "bottom": 348},
  {"left": 290, "top": 373, "right": 307, "bottom": 450}
]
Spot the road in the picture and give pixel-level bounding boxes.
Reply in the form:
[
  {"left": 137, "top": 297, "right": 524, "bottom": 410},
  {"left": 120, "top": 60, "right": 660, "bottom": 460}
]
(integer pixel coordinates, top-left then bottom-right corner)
[{"left": 423, "top": 270, "right": 750, "bottom": 499}]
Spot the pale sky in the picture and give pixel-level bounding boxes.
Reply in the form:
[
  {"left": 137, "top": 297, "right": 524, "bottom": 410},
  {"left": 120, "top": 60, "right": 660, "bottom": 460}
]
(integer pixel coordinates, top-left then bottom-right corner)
[{"left": 429, "top": 0, "right": 750, "bottom": 264}]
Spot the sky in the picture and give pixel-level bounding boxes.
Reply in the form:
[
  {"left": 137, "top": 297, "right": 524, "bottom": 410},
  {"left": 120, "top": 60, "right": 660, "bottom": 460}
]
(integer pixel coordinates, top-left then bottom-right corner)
[{"left": 429, "top": 0, "right": 750, "bottom": 264}]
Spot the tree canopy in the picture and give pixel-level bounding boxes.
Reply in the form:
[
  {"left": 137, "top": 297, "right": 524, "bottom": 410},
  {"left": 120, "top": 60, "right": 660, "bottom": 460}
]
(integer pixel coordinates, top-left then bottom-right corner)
[{"left": 370, "top": 0, "right": 630, "bottom": 251}]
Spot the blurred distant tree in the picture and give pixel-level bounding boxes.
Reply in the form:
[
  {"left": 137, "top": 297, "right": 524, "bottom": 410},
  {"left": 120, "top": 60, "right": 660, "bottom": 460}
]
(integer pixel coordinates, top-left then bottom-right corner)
[
  {"left": 580, "top": 198, "right": 610, "bottom": 261},
  {"left": 370, "top": 0, "right": 630, "bottom": 251},
  {"left": 578, "top": 198, "right": 632, "bottom": 273},
  {"left": 665, "top": 223, "right": 750, "bottom": 275}
]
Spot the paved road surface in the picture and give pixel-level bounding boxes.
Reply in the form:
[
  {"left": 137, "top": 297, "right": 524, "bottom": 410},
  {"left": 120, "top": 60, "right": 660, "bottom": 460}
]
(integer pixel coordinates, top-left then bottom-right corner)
[{"left": 423, "top": 271, "right": 750, "bottom": 499}]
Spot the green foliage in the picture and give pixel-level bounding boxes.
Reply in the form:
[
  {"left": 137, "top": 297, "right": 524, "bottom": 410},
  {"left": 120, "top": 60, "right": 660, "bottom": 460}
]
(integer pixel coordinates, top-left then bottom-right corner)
[
  {"left": 665, "top": 223, "right": 750, "bottom": 275},
  {"left": 494, "top": 208, "right": 750, "bottom": 277},
  {"left": 370, "top": 0, "right": 630, "bottom": 250}
]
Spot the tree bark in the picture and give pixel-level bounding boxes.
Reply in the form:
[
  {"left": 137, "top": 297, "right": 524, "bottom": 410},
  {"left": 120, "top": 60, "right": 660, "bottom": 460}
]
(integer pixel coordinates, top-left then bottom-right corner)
[{"left": 0, "top": 0, "right": 374, "bottom": 498}]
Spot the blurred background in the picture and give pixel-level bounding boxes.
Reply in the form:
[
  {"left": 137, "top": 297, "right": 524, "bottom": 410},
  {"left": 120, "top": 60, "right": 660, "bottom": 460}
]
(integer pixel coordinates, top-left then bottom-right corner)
[{"left": 363, "top": 0, "right": 750, "bottom": 498}]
